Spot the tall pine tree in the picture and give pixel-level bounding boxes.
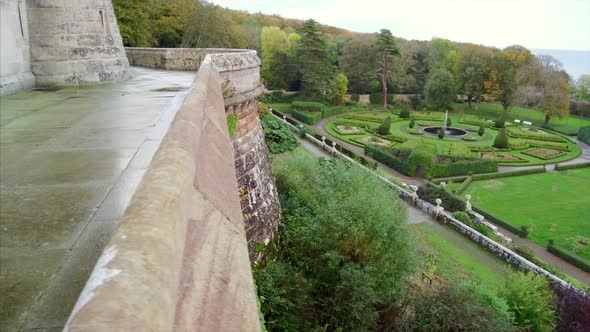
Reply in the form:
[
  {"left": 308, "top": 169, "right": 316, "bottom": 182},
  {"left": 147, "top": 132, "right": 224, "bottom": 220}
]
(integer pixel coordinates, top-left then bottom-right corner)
[
  {"left": 296, "top": 20, "right": 335, "bottom": 99},
  {"left": 375, "top": 29, "right": 399, "bottom": 108}
]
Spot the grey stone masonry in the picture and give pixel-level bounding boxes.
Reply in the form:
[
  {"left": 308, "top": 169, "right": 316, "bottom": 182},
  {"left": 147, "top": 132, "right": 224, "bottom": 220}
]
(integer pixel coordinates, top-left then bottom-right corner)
[{"left": 26, "top": 0, "right": 129, "bottom": 87}]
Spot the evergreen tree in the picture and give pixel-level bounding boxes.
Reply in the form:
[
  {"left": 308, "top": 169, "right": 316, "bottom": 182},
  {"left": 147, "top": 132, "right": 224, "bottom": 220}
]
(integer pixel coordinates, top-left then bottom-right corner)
[
  {"left": 378, "top": 116, "right": 392, "bottom": 135},
  {"left": 375, "top": 29, "right": 400, "bottom": 107},
  {"left": 296, "top": 19, "right": 336, "bottom": 98}
]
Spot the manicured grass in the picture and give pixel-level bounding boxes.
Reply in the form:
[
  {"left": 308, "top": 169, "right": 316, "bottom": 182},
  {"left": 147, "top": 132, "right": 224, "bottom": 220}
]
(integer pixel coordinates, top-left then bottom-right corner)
[
  {"left": 412, "top": 223, "right": 510, "bottom": 289},
  {"left": 454, "top": 102, "right": 590, "bottom": 135},
  {"left": 461, "top": 168, "right": 590, "bottom": 259}
]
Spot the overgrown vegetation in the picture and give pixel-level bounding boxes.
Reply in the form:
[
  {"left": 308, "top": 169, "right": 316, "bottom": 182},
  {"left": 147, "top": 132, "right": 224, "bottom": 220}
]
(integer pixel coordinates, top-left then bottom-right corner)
[{"left": 260, "top": 115, "right": 298, "bottom": 154}]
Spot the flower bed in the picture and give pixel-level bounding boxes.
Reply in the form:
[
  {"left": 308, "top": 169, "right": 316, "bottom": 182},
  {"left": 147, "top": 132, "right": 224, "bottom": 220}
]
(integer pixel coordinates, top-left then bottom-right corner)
[{"left": 522, "top": 147, "right": 566, "bottom": 160}]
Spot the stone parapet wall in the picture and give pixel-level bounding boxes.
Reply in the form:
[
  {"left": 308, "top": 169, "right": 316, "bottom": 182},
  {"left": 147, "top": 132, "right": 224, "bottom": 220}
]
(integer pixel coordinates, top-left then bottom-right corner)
[
  {"left": 64, "top": 56, "right": 261, "bottom": 331},
  {"left": 128, "top": 47, "right": 281, "bottom": 258},
  {"left": 125, "top": 47, "right": 246, "bottom": 71},
  {"left": 26, "top": 0, "right": 129, "bottom": 87}
]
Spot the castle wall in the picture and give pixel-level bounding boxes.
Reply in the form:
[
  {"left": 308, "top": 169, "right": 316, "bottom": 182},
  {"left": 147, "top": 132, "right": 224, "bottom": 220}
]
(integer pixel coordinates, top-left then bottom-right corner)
[
  {"left": 26, "top": 0, "right": 129, "bottom": 87},
  {"left": 0, "top": 0, "right": 35, "bottom": 95}
]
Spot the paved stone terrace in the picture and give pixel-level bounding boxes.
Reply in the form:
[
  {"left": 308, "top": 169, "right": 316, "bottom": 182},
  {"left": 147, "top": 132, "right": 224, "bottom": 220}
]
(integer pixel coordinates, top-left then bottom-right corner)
[{"left": 0, "top": 67, "right": 195, "bottom": 331}]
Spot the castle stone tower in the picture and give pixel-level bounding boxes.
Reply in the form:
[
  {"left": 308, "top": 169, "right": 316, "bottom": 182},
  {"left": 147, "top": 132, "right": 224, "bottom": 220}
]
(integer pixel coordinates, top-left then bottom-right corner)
[{"left": 0, "top": 0, "right": 129, "bottom": 95}]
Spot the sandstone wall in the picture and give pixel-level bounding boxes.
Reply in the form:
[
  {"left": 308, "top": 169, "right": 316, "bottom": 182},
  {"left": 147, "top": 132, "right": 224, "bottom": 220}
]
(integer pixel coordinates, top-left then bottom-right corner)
[
  {"left": 26, "top": 0, "right": 129, "bottom": 87},
  {"left": 0, "top": 0, "right": 34, "bottom": 95},
  {"left": 123, "top": 47, "right": 281, "bottom": 257},
  {"left": 125, "top": 47, "right": 246, "bottom": 71},
  {"left": 64, "top": 56, "right": 261, "bottom": 331}
]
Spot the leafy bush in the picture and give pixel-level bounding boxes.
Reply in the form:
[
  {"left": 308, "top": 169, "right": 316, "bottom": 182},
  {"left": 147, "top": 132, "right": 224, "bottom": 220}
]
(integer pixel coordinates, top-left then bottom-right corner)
[
  {"left": 438, "top": 129, "right": 445, "bottom": 139},
  {"left": 409, "top": 118, "right": 416, "bottom": 128},
  {"left": 399, "top": 107, "right": 411, "bottom": 118},
  {"left": 478, "top": 126, "right": 485, "bottom": 136},
  {"left": 547, "top": 242, "right": 590, "bottom": 272},
  {"left": 258, "top": 155, "right": 416, "bottom": 330},
  {"left": 403, "top": 284, "right": 514, "bottom": 331},
  {"left": 226, "top": 114, "right": 237, "bottom": 137},
  {"left": 418, "top": 184, "right": 466, "bottom": 212},
  {"left": 452, "top": 211, "right": 474, "bottom": 227},
  {"left": 494, "top": 117, "right": 505, "bottom": 128},
  {"left": 431, "top": 159, "right": 498, "bottom": 178},
  {"left": 446, "top": 116, "right": 452, "bottom": 127},
  {"left": 257, "top": 101, "right": 270, "bottom": 117},
  {"left": 579, "top": 126, "right": 590, "bottom": 145},
  {"left": 493, "top": 130, "right": 509, "bottom": 149},
  {"left": 555, "top": 286, "right": 590, "bottom": 332},
  {"left": 259, "top": 91, "right": 300, "bottom": 104},
  {"left": 377, "top": 116, "right": 392, "bottom": 135},
  {"left": 292, "top": 100, "right": 325, "bottom": 113},
  {"left": 292, "top": 110, "right": 322, "bottom": 124},
  {"left": 261, "top": 114, "right": 299, "bottom": 154},
  {"left": 501, "top": 272, "right": 556, "bottom": 332}
]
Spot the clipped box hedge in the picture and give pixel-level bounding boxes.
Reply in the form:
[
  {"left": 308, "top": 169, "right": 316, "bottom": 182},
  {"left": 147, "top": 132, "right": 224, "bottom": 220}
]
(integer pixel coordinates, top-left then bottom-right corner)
[
  {"left": 323, "top": 107, "right": 349, "bottom": 118},
  {"left": 506, "top": 127, "right": 565, "bottom": 142},
  {"left": 364, "top": 144, "right": 411, "bottom": 175},
  {"left": 433, "top": 166, "right": 546, "bottom": 183},
  {"left": 430, "top": 159, "right": 498, "bottom": 177},
  {"left": 455, "top": 176, "right": 473, "bottom": 194},
  {"left": 555, "top": 161, "right": 590, "bottom": 171},
  {"left": 472, "top": 205, "right": 528, "bottom": 238},
  {"left": 292, "top": 101, "right": 325, "bottom": 113},
  {"left": 292, "top": 110, "right": 322, "bottom": 125},
  {"left": 579, "top": 126, "right": 590, "bottom": 145},
  {"left": 547, "top": 243, "right": 590, "bottom": 272}
]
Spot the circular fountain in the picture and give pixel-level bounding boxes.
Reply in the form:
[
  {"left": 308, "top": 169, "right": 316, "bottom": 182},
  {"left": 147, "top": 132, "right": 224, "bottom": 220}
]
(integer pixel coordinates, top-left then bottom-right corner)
[{"left": 423, "top": 126, "right": 468, "bottom": 137}]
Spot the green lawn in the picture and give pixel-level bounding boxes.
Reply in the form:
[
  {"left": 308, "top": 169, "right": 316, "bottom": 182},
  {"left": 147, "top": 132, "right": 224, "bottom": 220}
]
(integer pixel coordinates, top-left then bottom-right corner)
[
  {"left": 412, "top": 223, "right": 511, "bottom": 289},
  {"left": 454, "top": 102, "right": 590, "bottom": 135},
  {"left": 461, "top": 168, "right": 590, "bottom": 259}
]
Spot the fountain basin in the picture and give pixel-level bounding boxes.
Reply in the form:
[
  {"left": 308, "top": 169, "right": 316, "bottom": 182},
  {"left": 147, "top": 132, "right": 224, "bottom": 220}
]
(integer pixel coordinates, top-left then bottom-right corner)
[{"left": 423, "top": 126, "right": 468, "bottom": 137}]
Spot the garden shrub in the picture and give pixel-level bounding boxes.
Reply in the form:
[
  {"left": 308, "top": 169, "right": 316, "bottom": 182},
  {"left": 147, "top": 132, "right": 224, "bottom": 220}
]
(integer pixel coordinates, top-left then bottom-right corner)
[
  {"left": 475, "top": 223, "right": 492, "bottom": 236},
  {"left": 401, "top": 284, "right": 514, "bottom": 331},
  {"left": 409, "top": 118, "right": 415, "bottom": 128},
  {"left": 259, "top": 155, "right": 415, "bottom": 330},
  {"left": 452, "top": 211, "right": 474, "bottom": 227},
  {"left": 261, "top": 114, "right": 299, "bottom": 154},
  {"left": 292, "top": 110, "right": 322, "bottom": 124},
  {"left": 547, "top": 242, "right": 590, "bottom": 272},
  {"left": 433, "top": 166, "right": 545, "bottom": 183},
  {"left": 501, "top": 272, "right": 556, "bottom": 332},
  {"left": 554, "top": 285, "right": 590, "bottom": 332},
  {"left": 438, "top": 129, "right": 445, "bottom": 139},
  {"left": 494, "top": 117, "right": 505, "bottom": 128},
  {"left": 455, "top": 176, "right": 472, "bottom": 194},
  {"left": 399, "top": 107, "right": 411, "bottom": 119},
  {"left": 431, "top": 159, "right": 498, "bottom": 178},
  {"left": 418, "top": 184, "right": 466, "bottom": 212},
  {"left": 493, "top": 130, "right": 509, "bottom": 149},
  {"left": 259, "top": 91, "right": 300, "bottom": 104},
  {"left": 478, "top": 126, "right": 485, "bottom": 136},
  {"left": 446, "top": 116, "right": 452, "bottom": 127},
  {"left": 322, "top": 107, "right": 350, "bottom": 118},
  {"left": 377, "top": 116, "right": 392, "bottom": 135},
  {"left": 292, "top": 100, "right": 325, "bottom": 113},
  {"left": 579, "top": 126, "right": 590, "bottom": 145},
  {"left": 226, "top": 114, "right": 237, "bottom": 137}
]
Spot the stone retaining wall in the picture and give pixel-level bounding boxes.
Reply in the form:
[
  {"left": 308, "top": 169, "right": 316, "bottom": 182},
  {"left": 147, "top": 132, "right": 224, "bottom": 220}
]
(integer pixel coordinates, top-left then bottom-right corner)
[{"left": 64, "top": 55, "right": 264, "bottom": 331}]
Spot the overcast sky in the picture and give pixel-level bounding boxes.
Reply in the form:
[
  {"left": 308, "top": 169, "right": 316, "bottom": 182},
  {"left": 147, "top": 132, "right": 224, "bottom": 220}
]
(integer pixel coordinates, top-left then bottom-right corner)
[{"left": 211, "top": 0, "right": 590, "bottom": 51}]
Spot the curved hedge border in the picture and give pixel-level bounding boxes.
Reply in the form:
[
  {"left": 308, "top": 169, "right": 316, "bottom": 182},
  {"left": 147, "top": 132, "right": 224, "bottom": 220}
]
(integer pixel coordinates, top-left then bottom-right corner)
[
  {"left": 555, "top": 162, "right": 590, "bottom": 171},
  {"left": 547, "top": 242, "right": 590, "bottom": 272},
  {"left": 292, "top": 110, "right": 322, "bottom": 125},
  {"left": 455, "top": 176, "right": 472, "bottom": 195}
]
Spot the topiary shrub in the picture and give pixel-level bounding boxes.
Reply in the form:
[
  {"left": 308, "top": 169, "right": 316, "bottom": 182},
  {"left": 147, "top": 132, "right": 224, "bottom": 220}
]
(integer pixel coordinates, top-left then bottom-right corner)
[
  {"left": 438, "top": 129, "right": 445, "bottom": 139},
  {"left": 478, "top": 126, "right": 485, "bottom": 136},
  {"left": 377, "top": 116, "right": 392, "bottom": 135},
  {"left": 493, "top": 130, "right": 509, "bottom": 149},
  {"left": 409, "top": 118, "right": 416, "bottom": 128},
  {"left": 446, "top": 116, "right": 452, "bottom": 127},
  {"left": 494, "top": 117, "right": 505, "bottom": 128},
  {"left": 399, "top": 107, "right": 411, "bottom": 119}
]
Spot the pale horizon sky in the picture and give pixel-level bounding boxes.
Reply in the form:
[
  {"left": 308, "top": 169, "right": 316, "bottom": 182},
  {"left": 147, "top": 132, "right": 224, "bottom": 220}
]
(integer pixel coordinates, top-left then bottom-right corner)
[{"left": 211, "top": 0, "right": 590, "bottom": 51}]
